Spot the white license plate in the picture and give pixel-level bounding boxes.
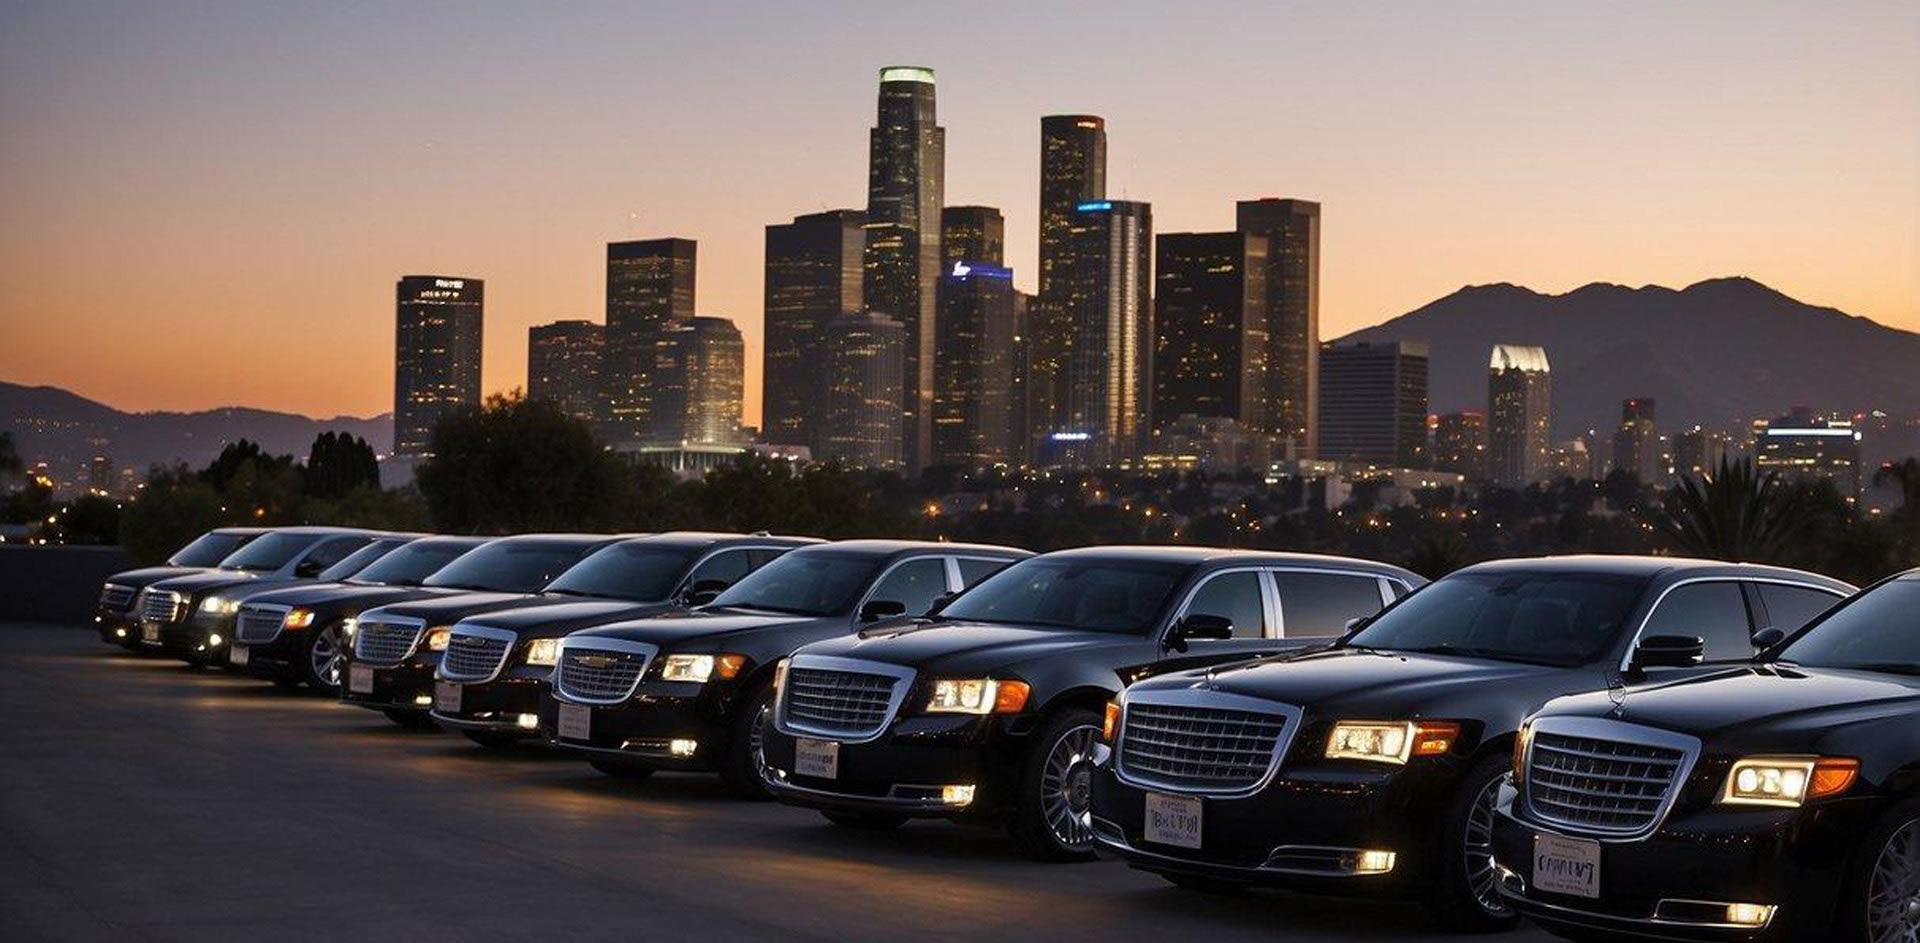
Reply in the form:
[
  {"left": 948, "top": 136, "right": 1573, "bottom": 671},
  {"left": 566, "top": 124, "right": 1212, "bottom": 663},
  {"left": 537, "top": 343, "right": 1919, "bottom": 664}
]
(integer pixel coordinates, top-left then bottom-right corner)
[
  {"left": 229, "top": 644, "right": 249, "bottom": 666},
  {"left": 435, "top": 681, "right": 462, "bottom": 714},
  {"left": 794, "top": 737, "right": 839, "bottom": 779},
  {"left": 348, "top": 664, "right": 374, "bottom": 694},
  {"left": 1144, "top": 792, "right": 1204, "bottom": 849},
  {"left": 141, "top": 623, "right": 161, "bottom": 644},
  {"left": 557, "top": 703, "right": 591, "bottom": 741},
  {"left": 1533, "top": 833, "right": 1601, "bottom": 899}
]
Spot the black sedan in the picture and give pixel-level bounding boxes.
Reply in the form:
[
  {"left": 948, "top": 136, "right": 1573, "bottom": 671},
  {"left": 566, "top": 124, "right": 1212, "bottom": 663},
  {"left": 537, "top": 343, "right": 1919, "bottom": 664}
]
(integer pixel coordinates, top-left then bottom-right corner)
[
  {"left": 133, "top": 527, "right": 383, "bottom": 661},
  {"left": 1493, "top": 568, "right": 1920, "bottom": 942},
  {"left": 430, "top": 532, "right": 818, "bottom": 749},
  {"left": 762, "top": 547, "right": 1423, "bottom": 861},
  {"left": 1087, "top": 556, "right": 1853, "bottom": 931},
  {"left": 96, "top": 527, "right": 266, "bottom": 648},
  {"left": 542, "top": 541, "right": 1029, "bottom": 796}
]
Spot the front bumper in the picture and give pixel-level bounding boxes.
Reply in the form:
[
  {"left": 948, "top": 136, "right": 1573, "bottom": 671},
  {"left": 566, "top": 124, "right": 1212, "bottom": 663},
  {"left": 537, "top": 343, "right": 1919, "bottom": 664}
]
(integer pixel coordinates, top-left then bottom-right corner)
[
  {"left": 96, "top": 608, "right": 138, "bottom": 646},
  {"left": 430, "top": 669, "right": 549, "bottom": 737},
  {"left": 133, "top": 615, "right": 234, "bottom": 662},
  {"left": 539, "top": 679, "right": 749, "bottom": 771},
  {"left": 340, "top": 655, "right": 439, "bottom": 713},
  {"left": 759, "top": 714, "right": 1028, "bottom": 823},
  {"left": 232, "top": 627, "right": 313, "bottom": 682},
  {"left": 1490, "top": 787, "right": 1866, "bottom": 941}
]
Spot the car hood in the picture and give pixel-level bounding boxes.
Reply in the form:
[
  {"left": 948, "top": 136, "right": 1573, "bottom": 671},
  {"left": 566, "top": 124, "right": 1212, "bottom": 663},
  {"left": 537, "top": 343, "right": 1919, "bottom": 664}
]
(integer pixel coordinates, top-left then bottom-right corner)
[
  {"left": 360, "top": 592, "right": 547, "bottom": 624},
  {"left": 458, "top": 599, "right": 680, "bottom": 638},
  {"left": 107, "top": 566, "right": 202, "bottom": 589},
  {"left": 148, "top": 570, "right": 266, "bottom": 595},
  {"left": 1541, "top": 665, "right": 1920, "bottom": 751},
  {"left": 241, "top": 583, "right": 452, "bottom": 611},
  {"left": 569, "top": 609, "right": 818, "bottom": 647},
  {"left": 799, "top": 620, "right": 1145, "bottom": 676},
  {"left": 1138, "top": 646, "right": 1572, "bottom": 720}
]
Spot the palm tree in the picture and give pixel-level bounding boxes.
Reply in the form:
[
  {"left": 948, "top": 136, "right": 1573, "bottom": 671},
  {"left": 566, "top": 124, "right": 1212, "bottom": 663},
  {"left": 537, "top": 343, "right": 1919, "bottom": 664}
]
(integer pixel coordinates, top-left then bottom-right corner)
[
  {"left": 1656, "top": 455, "right": 1805, "bottom": 563},
  {"left": 1877, "top": 457, "right": 1920, "bottom": 555},
  {"left": 0, "top": 431, "right": 21, "bottom": 487}
]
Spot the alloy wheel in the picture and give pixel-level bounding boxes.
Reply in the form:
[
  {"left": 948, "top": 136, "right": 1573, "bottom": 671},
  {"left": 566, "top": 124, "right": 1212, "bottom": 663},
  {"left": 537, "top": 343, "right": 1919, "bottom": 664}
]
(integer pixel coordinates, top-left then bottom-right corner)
[
  {"left": 1464, "top": 776, "right": 1513, "bottom": 918},
  {"left": 1040, "top": 724, "right": 1100, "bottom": 852},
  {"left": 310, "top": 628, "right": 342, "bottom": 690},
  {"left": 1868, "top": 819, "right": 1920, "bottom": 943}
]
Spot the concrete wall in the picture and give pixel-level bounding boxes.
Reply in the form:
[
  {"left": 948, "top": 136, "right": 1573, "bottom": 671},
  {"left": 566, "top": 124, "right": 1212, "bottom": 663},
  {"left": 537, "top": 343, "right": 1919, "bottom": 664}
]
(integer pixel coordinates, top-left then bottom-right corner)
[{"left": 0, "top": 546, "right": 134, "bottom": 625}]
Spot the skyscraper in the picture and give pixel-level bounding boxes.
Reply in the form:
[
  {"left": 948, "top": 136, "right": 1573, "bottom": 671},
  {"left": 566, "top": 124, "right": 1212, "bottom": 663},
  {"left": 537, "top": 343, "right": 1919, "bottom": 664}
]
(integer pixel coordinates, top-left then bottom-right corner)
[
  {"left": 1318, "top": 341, "right": 1429, "bottom": 468},
  {"left": 1054, "top": 199, "right": 1152, "bottom": 467},
  {"left": 603, "top": 238, "right": 696, "bottom": 446},
  {"left": 1236, "top": 198, "right": 1320, "bottom": 457},
  {"left": 1152, "top": 231, "right": 1269, "bottom": 432},
  {"left": 1610, "top": 398, "right": 1660, "bottom": 481},
  {"left": 1009, "top": 290, "right": 1034, "bottom": 467},
  {"left": 527, "top": 320, "right": 603, "bottom": 424},
  {"left": 764, "top": 210, "right": 864, "bottom": 451},
  {"left": 1034, "top": 115, "right": 1107, "bottom": 461},
  {"left": 863, "top": 66, "right": 944, "bottom": 470},
  {"left": 1755, "top": 407, "right": 1864, "bottom": 502},
  {"left": 1487, "top": 345, "right": 1553, "bottom": 486},
  {"left": 933, "top": 260, "right": 1017, "bottom": 467},
  {"left": 820, "top": 312, "right": 906, "bottom": 468},
  {"left": 1433, "top": 410, "right": 1489, "bottom": 480},
  {"left": 1672, "top": 425, "right": 1730, "bottom": 481},
  {"left": 393, "top": 275, "right": 483, "bottom": 457},
  {"left": 941, "top": 206, "right": 1005, "bottom": 267},
  {"left": 651, "top": 316, "right": 743, "bottom": 448}
]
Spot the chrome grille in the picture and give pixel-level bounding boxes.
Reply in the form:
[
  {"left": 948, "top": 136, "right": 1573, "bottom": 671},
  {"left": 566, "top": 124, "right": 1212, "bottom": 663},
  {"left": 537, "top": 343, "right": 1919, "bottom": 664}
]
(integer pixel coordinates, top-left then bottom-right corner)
[
  {"left": 781, "top": 668, "right": 901, "bottom": 739},
  {"left": 100, "top": 584, "right": 135, "bottom": 611},
  {"left": 235, "top": 606, "right": 287, "bottom": 644},
  {"left": 353, "top": 619, "right": 423, "bottom": 667},
  {"left": 139, "top": 589, "right": 185, "bottom": 624},
  {"left": 1526, "top": 731, "right": 1687, "bottom": 835},
  {"left": 439, "top": 631, "right": 513, "bottom": 682},
  {"left": 1116, "top": 702, "right": 1290, "bottom": 794},
  {"left": 555, "top": 647, "right": 649, "bottom": 704}
]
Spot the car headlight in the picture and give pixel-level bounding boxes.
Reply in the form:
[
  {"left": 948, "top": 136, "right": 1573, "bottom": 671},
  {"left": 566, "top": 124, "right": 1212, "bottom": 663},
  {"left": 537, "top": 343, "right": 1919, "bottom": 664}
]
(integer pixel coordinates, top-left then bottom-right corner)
[
  {"left": 425, "top": 627, "right": 453, "bottom": 651},
  {"left": 340, "top": 617, "right": 357, "bottom": 638},
  {"left": 200, "top": 596, "right": 239, "bottom": 615},
  {"left": 284, "top": 609, "right": 316, "bottom": 630},
  {"left": 926, "top": 678, "right": 1030, "bottom": 715},
  {"left": 1325, "top": 720, "right": 1460, "bottom": 765},
  {"left": 660, "top": 653, "right": 746, "bottom": 683},
  {"left": 524, "top": 638, "right": 559, "bottom": 667},
  {"left": 1719, "top": 756, "right": 1858, "bottom": 807},
  {"left": 772, "top": 657, "right": 789, "bottom": 694},
  {"left": 1102, "top": 699, "right": 1121, "bottom": 742}
]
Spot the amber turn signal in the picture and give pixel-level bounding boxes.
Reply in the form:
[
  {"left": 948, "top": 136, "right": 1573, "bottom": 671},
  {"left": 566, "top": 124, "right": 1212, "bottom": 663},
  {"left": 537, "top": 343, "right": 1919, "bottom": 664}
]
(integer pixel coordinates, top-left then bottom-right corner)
[{"left": 1102, "top": 700, "right": 1121, "bottom": 741}]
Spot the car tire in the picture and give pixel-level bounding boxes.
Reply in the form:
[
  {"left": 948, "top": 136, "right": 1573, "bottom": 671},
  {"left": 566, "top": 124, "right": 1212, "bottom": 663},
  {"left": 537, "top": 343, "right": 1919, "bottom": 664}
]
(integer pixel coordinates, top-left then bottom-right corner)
[
  {"left": 1161, "top": 873, "right": 1251, "bottom": 895},
  {"left": 589, "top": 759, "right": 655, "bottom": 780},
  {"left": 1841, "top": 795, "right": 1920, "bottom": 943},
  {"left": 822, "top": 810, "right": 908, "bottom": 830},
  {"left": 1008, "top": 707, "right": 1103, "bottom": 863},
  {"left": 382, "top": 709, "right": 437, "bottom": 730},
  {"left": 463, "top": 730, "right": 521, "bottom": 751},
  {"left": 1425, "top": 754, "right": 1523, "bottom": 933},
  {"left": 719, "top": 684, "right": 776, "bottom": 800},
  {"left": 303, "top": 624, "right": 345, "bottom": 692}
]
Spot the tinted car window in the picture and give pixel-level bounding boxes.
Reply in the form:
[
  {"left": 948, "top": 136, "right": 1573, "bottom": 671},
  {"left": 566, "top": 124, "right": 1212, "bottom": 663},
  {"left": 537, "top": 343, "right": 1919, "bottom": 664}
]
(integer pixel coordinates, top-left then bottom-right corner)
[
  {"left": 939, "top": 559, "right": 1188, "bottom": 635},
  {"left": 1346, "top": 572, "right": 1646, "bottom": 666},
  {"left": 543, "top": 544, "right": 702, "bottom": 602},
  {"left": 423, "top": 541, "right": 597, "bottom": 593},
  {"left": 686, "top": 549, "right": 753, "bottom": 590},
  {"left": 1274, "top": 571, "right": 1387, "bottom": 637},
  {"left": 1642, "top": 581, "right": 1753, "bottom": 662},
  {"left": 709, "top": 552, "right": 882, "bottom": 617},
  {"left": 1779, "top": 578, "right": 1920, "bottom": 671},
  {"left": 957, "top": 557, "right": 1013, "bottom": 587},
  {"left": 1757, "top": 583, "right": 1842, "bottom": 633},
  {"left": 317, "top": 539, "right": 406, "bottom": 582},
  {"left": 349, "top": 540, "right": 480, "bottom": 586},
  {"left": 302, "top": 537, "right": 369, "bottom": 573},
  {"left": 1183, "top": 571, "right": 1267, "bottom": 638},
  {"left": 745, "top": 549, "right": 784, "bottom": 569},
  {"left": 865, "top": 558, "right": 950, "bottom": 617},
  {"left": 219, "top": 533, "right": 319, "bottom": 572},
  {"left": 169, "top": 532, "right": 254, "bottom": 567}
]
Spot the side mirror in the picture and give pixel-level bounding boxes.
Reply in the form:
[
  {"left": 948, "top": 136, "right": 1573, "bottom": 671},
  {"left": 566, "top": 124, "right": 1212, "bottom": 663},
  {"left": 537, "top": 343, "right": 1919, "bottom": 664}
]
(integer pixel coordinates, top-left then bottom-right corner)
[
  {"left": 1342, "top": 615, "right": 1373, "bottom": 637},
  {"left": 859, "top": 599, "right": 908, "bottom": 623},
  {"left": 685, "top": 579, "right": 730, "bottom": 607},
  {"left": 1631, "top": 634, "right": 1705, "bottom": 670},
  {"left": 927, "top": 592, "right": 956, "bottom": 616},
  {"left": 1166, "top": 613, "right": 1234, "bottom": 652},
  {"left": 1751, "top": 627, "right": 1786, "bottom": 650}
]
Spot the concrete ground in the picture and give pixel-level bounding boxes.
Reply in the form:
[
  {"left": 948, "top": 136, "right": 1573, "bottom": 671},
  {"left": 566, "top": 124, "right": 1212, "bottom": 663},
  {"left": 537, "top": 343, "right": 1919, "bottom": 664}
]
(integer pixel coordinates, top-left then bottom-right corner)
[{"left": 0, "top": 623, "right": 1556, "bottom": 942}]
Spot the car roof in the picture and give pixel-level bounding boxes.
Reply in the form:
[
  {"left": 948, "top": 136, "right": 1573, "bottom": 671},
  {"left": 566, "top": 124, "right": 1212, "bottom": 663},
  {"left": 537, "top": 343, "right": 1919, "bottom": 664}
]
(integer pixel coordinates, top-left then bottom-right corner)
[
  {"left": 622, "top": 531, "right": 825, "bottom": 549},
  {"left": 250, "top": 525, "right": 383, "bottom": 537},
  {"left": 1454, "top": 554, "right": 1853, "bottom": 590},
  {"left": 786, "top": 539, "right": 1029, "bottom": 559},
  {"left": 1021, "top": 545, "right": 1421, "bottom": 578},
  {"left": 208, "top": 527, "right": 270, "bottom": 536}
]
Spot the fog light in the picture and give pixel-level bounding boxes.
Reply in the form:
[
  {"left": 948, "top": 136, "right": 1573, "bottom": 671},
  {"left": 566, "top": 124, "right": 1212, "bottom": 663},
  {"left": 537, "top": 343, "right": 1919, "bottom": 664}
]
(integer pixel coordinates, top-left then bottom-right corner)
[
  {"left": 941, "top": 784, "right": 976, "bottom": 806},
  {"left": 207, "top": 633, "right": 223, "bottom": 647},
  {"left": 413, "top": 695, "right": 433, "bottom": 707},
  {"left": 114, "top": 628, "right": 127, "bottom": 638},
  {"left": 1352, "top": 850, "right": 1396, "bottom": 874},
  {"left": 669, "top": 738, "right": 698, "bottom": 757},
  {"left": 1725, "top": 903, "right": 1775, "bottom": 927},
  {"left": 516, "top": 713, "right": 539, "bottom": 730}
]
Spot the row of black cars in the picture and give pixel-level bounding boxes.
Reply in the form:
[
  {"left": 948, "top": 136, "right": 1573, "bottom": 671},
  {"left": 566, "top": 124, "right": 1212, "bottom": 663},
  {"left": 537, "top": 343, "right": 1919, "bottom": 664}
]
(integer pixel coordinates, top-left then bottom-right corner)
[{"left": 96, "top": 525, "right": 1920, "bottom": 941}]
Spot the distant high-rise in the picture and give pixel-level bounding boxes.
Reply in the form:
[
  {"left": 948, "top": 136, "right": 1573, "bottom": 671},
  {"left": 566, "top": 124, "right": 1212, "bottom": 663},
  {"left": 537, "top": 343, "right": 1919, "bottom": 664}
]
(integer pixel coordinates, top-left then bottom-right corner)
[
  {"left": 1755, "top": 407, "right": 1864, "bottom": 502},
  {"left": 1009, "top": 290, "right": 1034, "bottom": 467},
  {"left": 1610, "top": 398, "right": 1660, "bottom": 481},
  {"left": 1672, "top": 425, "right": 1730, "bottom": 480},
  {"left": 1054, "top": 200, "right": 1152, "bottom": 467},
  {"left": 527, "top": 320, "right": 603, "bottom": 424},
  {"left": 1433, "top": 410, "right": 1489, "bottom": 480},
  {"left": 1236, "top": 198, "right": 1320, "bottom": 457},
  {"left": 1034, "top": 115, "right": 1107, "bottom": 461},
  {"left": 863, "top": 66, "right": 944, "bottom": 470},
  {"left": 933, "top": 261, "right": 1018, "bottom": 467},
  {"left": 1487, "top": 345, "right": 1553, "bottom": 486},
  {"left": 1152, "top": 231, "right": 1269, "bottom": 432},
  {"left": 942, "top": 206, "right": 1004, "bottom": 267},
  {"left": 603, "top": 238, "right": 696, "bottom": 446},
  {"left": 820, "top": 313, "right": 906, "bottom": 468},
  {"left": 764, "top": 210, "right": 865, "bottom": 451},
  {"left": 1319, "top": 341, "right": 1429, "bottom": 468},
  {"left": 393, "top": 275, "right": 483, "bottom": 456},
  {"left": 651, "top": 316, "right": 743, "bottom": 448}
]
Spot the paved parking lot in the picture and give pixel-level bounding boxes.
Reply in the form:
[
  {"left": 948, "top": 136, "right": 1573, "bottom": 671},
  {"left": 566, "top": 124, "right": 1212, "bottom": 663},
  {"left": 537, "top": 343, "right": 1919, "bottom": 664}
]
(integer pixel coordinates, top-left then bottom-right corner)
[{"left": 0, "top": 624, "right": 1555, "bottom": 942}]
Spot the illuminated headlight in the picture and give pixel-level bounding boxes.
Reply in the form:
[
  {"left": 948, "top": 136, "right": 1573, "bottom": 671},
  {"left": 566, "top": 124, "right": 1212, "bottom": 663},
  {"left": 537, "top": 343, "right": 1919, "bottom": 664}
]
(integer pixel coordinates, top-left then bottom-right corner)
[
  {"left": 669, "top": 738, "right": 699, "bottom": 757},
  {"left": 941, "top": 784, "right": 976, "bottom": 806},
  {"left": 114, "top": 628, "right": 127, "bottom": 638},
  {"left": 926, "top": 678, "right": 1029, "bottom": 714},
  {"left": 661, "top": 653, "right": 746, "bottom": 683},
  {"left": 1326, "top": 721, "right": 1459, "bottom": 765},
  {"left": 340, "top": 617, "right": 357, "bottom": 638},
  {"left": 1719, "top": 756, "right": 1858, "bottom": 807},
  {"left": 207, "top": 633, "right": 223, "bottom": 647},
  {"left": 425, "top": 627, "right": 453, "bottom": 652},
  {"left": 1352, "top": 850, "right": 1396, "bottom": 875},
  {"left": 200, "top": 596, "right": 240, "bottom": 615},
  {"left": 1725, "top": 903, "right": 1776, "bottom": 927},
  {"left": 515, "top": 713, "right": 539, "bottom": 730},
  {"left": 283, "top": 609, "right": 316, "bottom": 630},
  {"left": 524, "top": 638, "right": 559, "bottom": 667}
]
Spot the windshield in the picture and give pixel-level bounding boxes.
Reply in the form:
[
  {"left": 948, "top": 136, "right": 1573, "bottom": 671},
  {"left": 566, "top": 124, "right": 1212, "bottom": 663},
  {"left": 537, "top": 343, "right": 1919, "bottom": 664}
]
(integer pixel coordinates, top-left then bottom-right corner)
[
  {"left": 349, "top": 539, "right": 481, "bottom": 586},
  {"left": 708, "top": 552, "right": 880, "bottom": 617},
  {"left": 217, "top": 532, "right": 316, "bottom": 572},
  {"left": 1777, "top": 578, "right": 1920, "bottom": 673},
  {"left": 543, "top": 543, "right": 701, "bottom": 602},
  {"left": 1345, "top": 571, "right": 1648, "bottom": 666},
  {"left": 169, "top": 531, "right": 255, "bottom": 567},
  {"left": 316, "top": 540, "right": 405, "bottom": 581},
  {"left": 422, "top": 541, "right": 595, "bottom": 593},
  {"left": 937, "top": 559, "right": 1189, "bottom": 635}
]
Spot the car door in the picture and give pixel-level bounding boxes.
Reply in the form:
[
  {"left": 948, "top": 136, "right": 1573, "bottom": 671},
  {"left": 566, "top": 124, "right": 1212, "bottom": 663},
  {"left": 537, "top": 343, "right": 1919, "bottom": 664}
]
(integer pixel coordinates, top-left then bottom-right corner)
[
  {"left": 1271, "top": 569, "right": 1398, "bottom": 644},
  {"left": 1150, "top": 568, "right": 1288, "bottom": 675}
]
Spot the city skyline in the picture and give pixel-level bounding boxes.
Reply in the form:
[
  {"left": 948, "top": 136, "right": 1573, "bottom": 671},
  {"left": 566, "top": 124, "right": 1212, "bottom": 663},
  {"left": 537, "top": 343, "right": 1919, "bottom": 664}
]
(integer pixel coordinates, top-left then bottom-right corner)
[{"left": 1, "top": 1, "right": 1915, "bottom": 427}]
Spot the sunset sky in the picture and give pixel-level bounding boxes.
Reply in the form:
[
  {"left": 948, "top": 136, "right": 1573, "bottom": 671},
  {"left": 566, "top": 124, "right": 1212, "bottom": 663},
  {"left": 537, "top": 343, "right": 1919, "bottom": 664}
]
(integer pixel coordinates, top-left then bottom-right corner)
[{"left": 1, "top": 0, "right": 1915, "bottom": 427}]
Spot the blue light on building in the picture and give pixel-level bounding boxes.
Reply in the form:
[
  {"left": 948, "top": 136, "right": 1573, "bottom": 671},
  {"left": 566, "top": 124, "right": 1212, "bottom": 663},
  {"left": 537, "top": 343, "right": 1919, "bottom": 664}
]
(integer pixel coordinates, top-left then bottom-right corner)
[{"left": 1075, "top": 201, "right": 1113, "bottom": 212}]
